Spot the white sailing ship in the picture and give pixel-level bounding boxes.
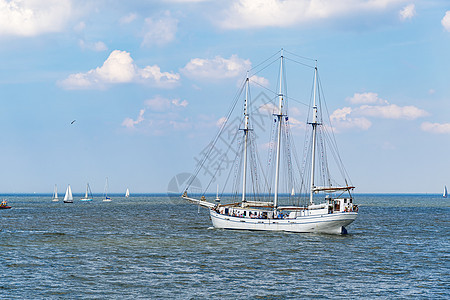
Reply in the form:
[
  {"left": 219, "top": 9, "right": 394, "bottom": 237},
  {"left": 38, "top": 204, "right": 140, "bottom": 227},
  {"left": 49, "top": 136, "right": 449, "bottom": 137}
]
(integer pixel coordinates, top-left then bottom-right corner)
[
  {"left": 125, "top": 188, "right": 130, "bottom": 198},
  {"left": 182, "top": 50, "right": 358, "bottom": 234},
  {"left": 444, "top": 185, "right": 448, "bottom": 198},
  {"left": 80, "top": 183, "right": 93, "bottom": 201},
  {"left": 63, "top": 184, "right": 73, "bottom": 203},
  {"left": 52, "top": 184, "right": 59, "bottom": 202}
]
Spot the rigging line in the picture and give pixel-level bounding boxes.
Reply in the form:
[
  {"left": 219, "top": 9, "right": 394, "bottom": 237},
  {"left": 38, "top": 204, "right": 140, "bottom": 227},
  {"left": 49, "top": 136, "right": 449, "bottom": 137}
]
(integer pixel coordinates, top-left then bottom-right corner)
[
  {"left": 248, "top": 50, "right": 282, "bottom": 76},
  {"left": 316, "top": 72, "right": 352, "bottom": 184},
  {"left": 283, "top": 49, "right": 316, "bottom": 63},
  {"left": 248, "top": 76, "right": 278, "bottom": 98},
  {"left": 203, "top": 116, "right": 244, "bottom": 197},
  {"left": 287, "top": 96, "right": 311, "bottom": 108},
  {"left": 184, "top": 80, "right": 246, "bottom": 192},
  {"left": 284, "top": 57, "right": 316, "bottom": 69}
]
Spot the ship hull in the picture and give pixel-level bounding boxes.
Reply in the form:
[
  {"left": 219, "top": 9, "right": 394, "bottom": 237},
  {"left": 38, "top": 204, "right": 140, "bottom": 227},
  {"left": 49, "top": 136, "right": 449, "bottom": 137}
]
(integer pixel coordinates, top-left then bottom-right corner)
[{"left": 210, "top": 210, "right": 357, "bottom": 235}]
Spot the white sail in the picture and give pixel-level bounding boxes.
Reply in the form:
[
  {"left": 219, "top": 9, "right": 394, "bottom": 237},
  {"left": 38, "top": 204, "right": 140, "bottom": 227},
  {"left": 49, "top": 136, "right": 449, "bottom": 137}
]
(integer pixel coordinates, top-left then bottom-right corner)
[
  {"left": 444, "top": 185, "right": 448, "bottom": 198},
  {"left": 52, "top": 184, "right": 59, "bottom": 201},
  {"left": 125, "top": 188, "right": 130, "bottom": 198},
  {"left": 63, "top": 184, "right": 73, "bottom": 203}
]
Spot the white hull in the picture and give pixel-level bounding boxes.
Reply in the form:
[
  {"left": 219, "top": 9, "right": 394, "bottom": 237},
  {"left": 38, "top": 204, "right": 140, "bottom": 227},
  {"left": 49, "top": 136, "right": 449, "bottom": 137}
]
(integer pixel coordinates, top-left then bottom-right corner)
[{"left": 210, "top": 210, "right": 357, "bottom": 234}]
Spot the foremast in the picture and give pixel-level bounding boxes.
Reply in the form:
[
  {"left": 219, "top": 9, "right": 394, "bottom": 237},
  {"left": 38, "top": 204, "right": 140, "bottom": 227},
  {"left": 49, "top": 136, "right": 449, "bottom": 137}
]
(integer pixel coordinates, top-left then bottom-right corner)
[{"left": 241, "top": 74, "right": 250, "bottom": 206}]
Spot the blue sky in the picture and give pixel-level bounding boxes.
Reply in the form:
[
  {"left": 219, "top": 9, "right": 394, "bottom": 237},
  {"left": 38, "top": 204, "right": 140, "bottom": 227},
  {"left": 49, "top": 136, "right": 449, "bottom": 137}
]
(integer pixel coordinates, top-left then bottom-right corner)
[{"left": 0, "top": 0, "right": 449, "bottom": 194}]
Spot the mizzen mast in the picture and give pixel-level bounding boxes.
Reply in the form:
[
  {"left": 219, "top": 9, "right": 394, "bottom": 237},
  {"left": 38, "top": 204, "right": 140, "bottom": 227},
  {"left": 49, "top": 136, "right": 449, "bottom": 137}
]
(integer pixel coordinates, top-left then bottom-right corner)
[
  {"left": 273, "top": 50, "right": 284, "bottom": 211},
  {"left": 309, "top": 61, "right": 319, "bottom": 205},
  {"left": 241, "top": 74, "right": 250, "bottom": 205}
]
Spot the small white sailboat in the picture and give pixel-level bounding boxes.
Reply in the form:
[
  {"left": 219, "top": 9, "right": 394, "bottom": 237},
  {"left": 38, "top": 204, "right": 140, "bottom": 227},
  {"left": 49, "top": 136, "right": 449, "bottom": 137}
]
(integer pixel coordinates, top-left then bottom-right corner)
[
  {"left": 52, "top": 184, "right": 59, "bottom": 202},
  {"left": 80, "top": 183, "right": 93, "bottom": 201},
  {"left": 63, "top": 184, "right": 73, "bottom": 203},
  {"left": 125, "top": 188, "right": 130, "bottom": 198},
  {"left": 444, "top": 185, "right": 448, "bottom": 198},
  {"left": 103, "top": 177, "right": 111, "bottom": 202},
  {"left": 182, "top": 50, "right": 357, "bottom": 235}
]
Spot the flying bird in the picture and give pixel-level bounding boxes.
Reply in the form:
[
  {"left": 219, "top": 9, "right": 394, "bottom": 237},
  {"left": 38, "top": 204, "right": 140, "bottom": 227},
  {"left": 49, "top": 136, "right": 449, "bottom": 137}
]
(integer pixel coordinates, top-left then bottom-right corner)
[{"left": 71, "top": 120, "right": 76, "bottom": 124}]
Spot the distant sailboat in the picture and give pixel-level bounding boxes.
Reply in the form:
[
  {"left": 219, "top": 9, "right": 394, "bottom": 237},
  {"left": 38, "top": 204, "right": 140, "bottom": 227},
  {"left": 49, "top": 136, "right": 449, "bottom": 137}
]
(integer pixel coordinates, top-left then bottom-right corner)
[
  {"left": 103, "top": 178, "right": 111, "bottom": 202},
  {"left": 444, "top": 185, "right": 448, "bottom": 198},
  {"left": 52, "top": 184, "right": 59, "bottom": 202},
  {"left": 63, "top": 184, "right": 73, "bottom": 203},
  {"left": 80, "top": 183, "right": 93, "bottom": 201},
  {"left": 125, "top": 188, "right": 130, "bottom": 198}
]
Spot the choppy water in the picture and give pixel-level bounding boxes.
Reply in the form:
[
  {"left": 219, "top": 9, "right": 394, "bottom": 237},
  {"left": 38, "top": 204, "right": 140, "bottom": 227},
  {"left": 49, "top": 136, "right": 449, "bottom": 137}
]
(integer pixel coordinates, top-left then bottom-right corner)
[{"left": 1, "top": 194, "right": 448, "bottom": 299}]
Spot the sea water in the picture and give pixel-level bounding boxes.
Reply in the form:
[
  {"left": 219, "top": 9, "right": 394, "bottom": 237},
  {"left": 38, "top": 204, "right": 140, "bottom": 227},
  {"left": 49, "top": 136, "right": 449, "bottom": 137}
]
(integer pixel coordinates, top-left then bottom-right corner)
[{"left": 0, "top": 194, "right": 448, "bottom": 299}]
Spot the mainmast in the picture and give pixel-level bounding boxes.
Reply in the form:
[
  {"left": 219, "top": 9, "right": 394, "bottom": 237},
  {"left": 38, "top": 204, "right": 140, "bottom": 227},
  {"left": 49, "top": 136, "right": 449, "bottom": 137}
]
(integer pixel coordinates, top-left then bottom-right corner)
[
  {"left": 241, "top": 74, "right": 250, "bottom": 205},
  {"left": 309, "top": 62, "right": 319, "bottom": 205},
  {"left": 273, "top": 50, "right": 284, "bottom": 211}
]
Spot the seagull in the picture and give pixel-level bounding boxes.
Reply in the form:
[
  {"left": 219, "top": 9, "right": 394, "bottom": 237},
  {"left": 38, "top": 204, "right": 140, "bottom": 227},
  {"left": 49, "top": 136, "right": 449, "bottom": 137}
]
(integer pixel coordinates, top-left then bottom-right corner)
[{"left": 71, "top": 120, "right": 76, "bottom": 124}]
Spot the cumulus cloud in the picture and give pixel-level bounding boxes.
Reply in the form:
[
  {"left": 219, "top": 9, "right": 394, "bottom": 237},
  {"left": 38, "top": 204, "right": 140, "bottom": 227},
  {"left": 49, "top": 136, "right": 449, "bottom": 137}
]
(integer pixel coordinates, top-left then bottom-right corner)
[
  {"left": 0, "top": 0, "right": 72, "bottom": 36},
  {"left": 331, "top": 92, "right": 429, "bottom": 131},
  {"left": 358, "top": 104, "right": 429, "bottom": 120},
  {"left": 399, "top": 4, "right": 415, "bottom": 21},
  {"left": 182, "top": 55, "right": 251, "bottom": 80},
  {"left": 330, "top": 107, "right": 372, "bottom": 131},
  {"left": 442, "top": 11, "right": 450, "bottom": 32},
  {"left": 59, "top": 50, "right": 180, "bottom": 89},
  {"left": 421, "top": 122, "right": 450, "bottom": 134},
  {"left": 218, "top": 0, "right": 409, "bottom": 29},
  {"left": 346, "top": 92, "right": 388, "bottom": 105},
  {"left": 142, "top": 12, "right": 178, "bottom": 47}
]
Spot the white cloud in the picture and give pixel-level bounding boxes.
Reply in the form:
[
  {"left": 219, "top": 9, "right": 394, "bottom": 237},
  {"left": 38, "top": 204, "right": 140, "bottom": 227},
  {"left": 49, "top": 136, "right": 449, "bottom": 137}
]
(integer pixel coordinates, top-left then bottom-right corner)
[
  {"left": 347, "top": 92, "right": 388, "bottom": 105},
  {"left": 442, "top": 11, "right": 450, "bottom": 32},
  {"left": 330, "top": 107, "right": 372, "bottom": 131},
  {"left": 122, "top": 109, "right": 146, "bottom": 129},
  {"left": 250, "top": 75, "right": 269, "bottom": 88},
  {"left": 123, "top": 97, "right": 190, "bottom": 134},
  {"left": 142, "top": 12, "right": 178, "bottom": 47},
  {"left": 331, "top": 92, "right": 429, "bottom": 131},
  {"left": 258, "top": 103, "right": 278, "bottom": 114},
  {"left": 216, "top": 117, "right": 227, "bottom": 127},
  {"left": 59, "top": 50, "right": 180, "bottom": 89},
  {"left": 79, "top": 39, "right": 108, "bottom": 52},
  {"left": 218, "top": 0, "right": 408, "bottom": 29},
  {"left": 182, "top": 55, "right": 251, "bottom": 80},
  {"left": 399, "top": 4, "right": 415, "bottom": 21},
  {"left": 144, "top": 96, "right": 188, "bottom": 112},
  {"left": 421, "top": 122, "right": 450, "bottom": 134},
  {"left": 358, "top": 104, "right": 429, "bottom": 120},
  {"left": 0, "top": 0, "right": 72, "bottom": 36},
  {"left": 120, "top": 13, "right": 137, "bottom": 25}
]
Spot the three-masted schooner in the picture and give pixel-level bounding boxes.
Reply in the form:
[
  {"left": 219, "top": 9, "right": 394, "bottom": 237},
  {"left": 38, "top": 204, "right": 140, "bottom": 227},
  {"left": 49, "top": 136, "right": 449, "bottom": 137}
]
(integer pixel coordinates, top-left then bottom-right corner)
[{"left": 182, "top": 50, "right": 358, "bottom": 234}]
